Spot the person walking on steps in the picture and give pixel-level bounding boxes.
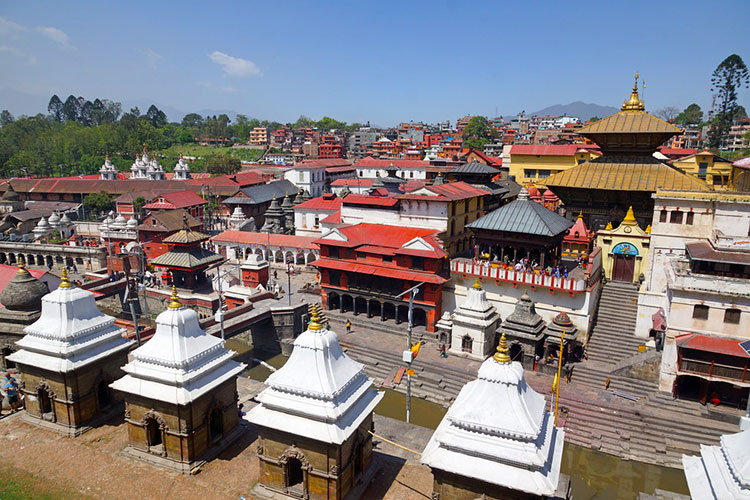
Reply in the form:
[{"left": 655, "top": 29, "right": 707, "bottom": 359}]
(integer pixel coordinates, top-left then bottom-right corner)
[
  {"left": 346, "top": 319, "right": 351, "bottom": 334},
  {"left": 440, "top": 343, "right": 448, "bottom": 358}
]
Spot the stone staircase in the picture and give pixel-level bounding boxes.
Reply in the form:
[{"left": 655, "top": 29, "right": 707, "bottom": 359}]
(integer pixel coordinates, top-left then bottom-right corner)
[{"left": 585, "top": 280, "right": 645, "bottom": 367}]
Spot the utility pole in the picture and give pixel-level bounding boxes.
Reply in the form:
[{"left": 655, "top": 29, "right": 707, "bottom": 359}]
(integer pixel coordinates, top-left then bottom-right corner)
[{"left": 396, "top": 282, "right": 425, "bottom": 424}]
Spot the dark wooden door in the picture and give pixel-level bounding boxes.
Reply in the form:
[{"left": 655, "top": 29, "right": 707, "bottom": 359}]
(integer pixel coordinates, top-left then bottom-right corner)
[{"left": 612, "top": 255, "right": 635, "bottom": 282}]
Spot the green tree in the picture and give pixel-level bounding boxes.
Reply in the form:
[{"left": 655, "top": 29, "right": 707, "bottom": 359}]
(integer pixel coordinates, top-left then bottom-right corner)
[
  {"left": 589, "top": 116, "right": 601, "bottom": 122},
  {"left": 462, "top": 116, "right": 497, "bottom": 150},
  {"left": 83, "top": 191, "right": 114, "bottom": 216},
  {"left": 294, "top": 115, "right": 315, "bottom": 129},
  {"left": 132, "top": 195, "right": 147, "bottom": 219},
  {"left": 674, "top": 103, "right": 703, "bottom": 125},
  {"left": 316, "top": 116, "right": 346, "bottom": 131},
  {"left": 736, "top": 105, "right": 748, "bottom": 120},
  {"left": 146, "top": 105, "right": 167, "bottom": 128},
  {"left": 204, "top": 154, "right": 240, "bottom": 175},
  {"left": 62, "top": 95, "right": 80, "bottom": 122},
  {"left": 708, "top": 54, "right": 750, "bottom": 149},
  {"left": 47, "top": 95, "right": 64, "bottom": 122},
  {"left": 181, "top": 113, "right": 203, "bottom": 128},
  {"left": 0, "top": 110, "right": 14, "bottom": 127}
]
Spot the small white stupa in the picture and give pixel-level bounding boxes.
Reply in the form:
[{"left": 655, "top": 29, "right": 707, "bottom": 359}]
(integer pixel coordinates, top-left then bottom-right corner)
[
  {"left": 99, "top": 154, "right": 118, "bottom": 180},
  {"left": 422, "top": 332, "right": 569, "bottom": 499},
  {"left": 683, "top": 429, "right": 750, "bottom": 499},
  {"left": 173, "top": 156, "right": 191, "bottom": 180},
  {"left": 8, "top": 268, "right": 134, "bottom": 435},
  {"left": 449, "top": 278, "right": 501, "bottom": 359},
  {"left": 246, "top": 305, "right": 384, "bottom": 499},
  {"left": 110, "top": 286, "right": 246, "bottom": 472}
]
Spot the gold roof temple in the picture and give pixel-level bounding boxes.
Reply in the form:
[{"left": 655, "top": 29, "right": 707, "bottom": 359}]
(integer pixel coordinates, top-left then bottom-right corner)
[{"left": 544, "top": 75, "right": 711, "bottom": 229}]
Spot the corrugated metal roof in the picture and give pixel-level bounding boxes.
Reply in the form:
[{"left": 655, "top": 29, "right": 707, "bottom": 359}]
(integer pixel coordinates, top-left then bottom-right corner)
[
  {"left": 235, "top": 179, "right": 297, "bottom": 204},
  {"left": 451, "top": 161, "right": 500, "bottom": 175},
  {"left": 467, "top": 197, "right": 573, "bottom": 237},
  {"left": 150, "top": 247, "right": 223, "bottom": 269},
  {"left": 579, "top": 111, "right": 682, "bottom": 135},
  {"left": 544, "top": 156, "right": 711, "bottom": 192}
]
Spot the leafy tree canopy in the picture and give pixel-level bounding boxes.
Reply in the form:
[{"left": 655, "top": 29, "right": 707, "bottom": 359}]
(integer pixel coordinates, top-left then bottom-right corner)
[
  {"left": 462, "top": 116, "right": 497, "bottom": 150},
  {"left": 708, "top": 54, "right": 750, "bottom": 148},
  {"left": 674, "top": 103, "right": 703, "bottom": 125},
  {"left": 83, "top": 191, "right": 114, "bottom": 216}
]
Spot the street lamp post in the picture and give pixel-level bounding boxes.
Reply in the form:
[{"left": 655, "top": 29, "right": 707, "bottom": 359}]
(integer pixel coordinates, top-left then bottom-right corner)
[{"left": 396, "top": 282, "right": 425, "bottom": 424}]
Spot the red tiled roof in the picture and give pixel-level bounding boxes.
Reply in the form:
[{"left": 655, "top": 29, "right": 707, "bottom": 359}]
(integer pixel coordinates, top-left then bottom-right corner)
[
  {"left": 511, "top": 144, "right": 597, "bottom": 156},
  {"left": 342, "top": 194, "right": 400, "bottom": 207},
  {"left": 311, "top": 257, "right": 447, "bottom": 284},
  {"left": 657, "top": 147, "right": 698, "bottom": 157},
  {"left": 293, "top": 159, "right": 352, "bottom": 170},
  {"left": 320, "top": 211, "right": 341, "bottom": 224},
  {"left": 354, "top": 156, "right": 428, "bottom": 169},
  {"left": 315, "top": 223, "right": 446, "bottom": 258},
  {"left": 325, "top": 166, "right": 355, "bottom": 174},
  {"left": 142, "top": 190, "right": 207, "bottom": 210},
  {"left": 331, "top": 178, "right": 375, "bottom": 187},
  {"left": 294, "top": 197, "right": 343, "bottom": 211},
  {"left": 563, "top": 214, "right": 590, "bottom": 244},
  {"left": 677, "top": 333, "right": 750, "bottom": 359},
  {"left": 468, "top": 149, "right": 502, "bottom": 166},
  {"left": 211, "top": 231, "right": 319, "bottom": 250}
]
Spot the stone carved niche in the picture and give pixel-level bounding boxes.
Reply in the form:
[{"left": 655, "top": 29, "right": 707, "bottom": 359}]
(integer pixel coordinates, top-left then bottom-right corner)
[
  {"left": 279, "top": 445, "right": 311, "bottom": 469},
  {"left": 140, "top": 409, "right": 168, "bottom": 430}
]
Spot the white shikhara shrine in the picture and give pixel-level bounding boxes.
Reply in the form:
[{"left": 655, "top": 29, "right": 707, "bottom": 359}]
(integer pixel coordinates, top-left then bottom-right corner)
[
  {"left": 683, "top": 428, "right": 750, "bottom": 499},
  {"left": 421, "top": 332, "right": 566, "bottom": 498},
  {"left": 9, "top": 268, "right": 133, "bottom": 374},
  {"left": 110, "top": 286, "right": 245, "bottom": 405},
  {"left": 246, "top": 305, "right": 383, "bottom": 444}
]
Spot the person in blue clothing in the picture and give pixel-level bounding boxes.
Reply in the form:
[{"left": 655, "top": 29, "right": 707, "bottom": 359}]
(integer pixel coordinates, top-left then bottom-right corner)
[{"left": 3, "top": 372, "right": 21, "bottom": 412}]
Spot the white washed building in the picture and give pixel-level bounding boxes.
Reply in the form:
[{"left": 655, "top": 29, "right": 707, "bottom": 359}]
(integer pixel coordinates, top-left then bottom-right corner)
[{"left": 683, "top": 428, "right": 750, "bottom": 499}]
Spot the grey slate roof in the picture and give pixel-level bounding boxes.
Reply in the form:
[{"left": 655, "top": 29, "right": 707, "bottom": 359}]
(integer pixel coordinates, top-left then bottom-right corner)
[
  {"left": 467, "top": 196, "right": 573, "bottom": 237},
  {"left": 223, "top": 180, "right": 297, "bottom": 205},
  {"left": 150, "top": 247, "right": 223, "bottom": 269},
  {"left": 452, "top": 161, "right": 501, "bottom": 175}
]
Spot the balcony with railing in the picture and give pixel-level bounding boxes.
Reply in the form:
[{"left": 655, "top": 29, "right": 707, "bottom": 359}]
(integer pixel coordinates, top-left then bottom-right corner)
[
  {"left": 669, "top": 259, "right": 750, "bottom": 296},
  {"left": 451, "top": 246, "right": 602, "bottom": 294}
]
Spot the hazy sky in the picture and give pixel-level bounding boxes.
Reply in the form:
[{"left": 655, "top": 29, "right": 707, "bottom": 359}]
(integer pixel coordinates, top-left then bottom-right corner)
[{"left": 1, "top": 0, "right": 748, "bottom": 126}]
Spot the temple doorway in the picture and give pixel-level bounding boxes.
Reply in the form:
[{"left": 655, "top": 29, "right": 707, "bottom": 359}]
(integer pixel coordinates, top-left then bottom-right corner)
[
  {"left": 461, "top": 335, "right": 473, "bottom": 353},
  {"left": 209, "top": 408, "right": 223, "bottom": 442},
  {"left": 287, "top": 458, "right": 304, "bottom": 493},
  {"left": 612, "top": 254, "right": 635, "bottom": 282},
  {"left": 38, "top": 388, "right": 53, "bottom": 421},
  {"left": 97, "top": 380, "right": 111, "bottom": 409},
  {"left": 354, "top": 442, "right": 363, "bottom": 477},
  {"left": 146, "top": 418, "right": 163, "bottom": 452}
]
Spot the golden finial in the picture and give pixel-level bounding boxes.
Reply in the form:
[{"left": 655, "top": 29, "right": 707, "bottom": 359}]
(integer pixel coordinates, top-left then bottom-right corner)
[
  {"left": 577, "top": 211, "right": 583, "bottom": 220},
  {"left": 168, "top": 285, "right": 182, "bottom": 309},
  {"left": 16, "top": 255, "right": 29, "bottom": 275},
  {"left": 308, "top": 304, "right": 323, "bottom": 331},
  {"left": 604, "top": 221, "right": 613, "bottom": 230},
  {"left": 493, "top": 332, "right": 511, "bottom": 364},
  {"left": 59, "top": 266, "right": 72, "bottom": 288},
  {"left": 472, "top": 278, "right": 482, "bottom": 290},
  {"left": 621, "top": 206, "right": 638, "bottom": 226},
  {"left": 621, "top": 73, "right": 645, "bottom": 111},
  {"left": 645, "top": 224, "right": 652, "bottom": 234}
]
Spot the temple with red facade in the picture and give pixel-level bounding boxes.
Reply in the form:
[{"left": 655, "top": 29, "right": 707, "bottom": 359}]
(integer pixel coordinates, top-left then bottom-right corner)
[{"left": 312, "top": 223, "right": 449, "bottom": 332}]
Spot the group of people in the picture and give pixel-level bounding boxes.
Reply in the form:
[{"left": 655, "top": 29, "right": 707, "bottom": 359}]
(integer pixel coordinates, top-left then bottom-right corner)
[{"left": 472, "top": 256, "right": 570, "bottom": 279}]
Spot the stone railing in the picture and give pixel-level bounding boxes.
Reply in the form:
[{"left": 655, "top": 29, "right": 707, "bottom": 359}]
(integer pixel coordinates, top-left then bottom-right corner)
[
  {"left": 451, "top": 258, "right": 592, "bottom": 294},
  {"left": 670, "top": 260, "right": 750, "bottom": 296}
]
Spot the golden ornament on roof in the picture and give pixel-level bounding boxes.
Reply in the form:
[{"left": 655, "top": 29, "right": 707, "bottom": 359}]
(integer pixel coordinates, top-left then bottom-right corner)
[
  {"left": 59, "top": 266, "right": 72, "bottom": 289},
  {"left": 309, "top": 303, "right": 323, "bottom": 331},
  {"left": 493, "top": 332, "right": 511, "bottom": 364},
  {"left": 472, "top": 278, "right": 482, "bottom": 290},
  {"left": 621, "top": 73, "right": 645, "bottom": 111},
  {"left": 168, "top": 285, "right": 182, "bottom": 309}
]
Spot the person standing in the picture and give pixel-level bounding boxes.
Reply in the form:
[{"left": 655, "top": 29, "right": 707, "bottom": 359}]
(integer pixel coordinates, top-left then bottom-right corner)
[
  {"left": 346, "top": 319, "right": 351, "bottom": 334},
  {"left": 3, "top": 372, "right": 20, "bottom": 412},
  {"left": 440, "top": 343, "right": 447, "bottom": 358}
]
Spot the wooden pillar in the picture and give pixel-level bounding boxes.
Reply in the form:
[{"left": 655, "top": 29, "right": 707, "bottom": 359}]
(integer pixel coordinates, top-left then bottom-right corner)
[{"left": 353, "top": 297, "right": 358, "bottom": 316}]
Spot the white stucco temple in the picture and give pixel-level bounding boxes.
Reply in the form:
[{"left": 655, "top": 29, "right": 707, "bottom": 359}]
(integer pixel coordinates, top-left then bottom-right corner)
[
  {"left": 246, "top": 305, "right": 384, "bottom": 499},
  {"left": 173, "top": 156, "right": 191, "bottom": 180},
  {"left": 8, "top": 268, "right": 134, "bottom": 435},
  {"left": 449, "top": 279, "right": 501, "bottom": 359},
  {"left": 421, "top": 332, "right": 569, "bottom": 500},
  {"left": 99, "top": 154, "right": 118, "bottom": 180},
  {"left": 683, "top": 428, "right": 750, "bottom": 499},
  {"left": 130, "top": 148, "right": 166, "bottom": 181},
  {"left": 110, "top": 286, "right": 245, "bottom": 472}
]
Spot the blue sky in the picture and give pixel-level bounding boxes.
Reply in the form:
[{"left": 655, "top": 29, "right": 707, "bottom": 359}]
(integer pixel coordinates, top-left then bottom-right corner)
[{"left": 1, "top": 0, "right": 748, "bottom": 126}]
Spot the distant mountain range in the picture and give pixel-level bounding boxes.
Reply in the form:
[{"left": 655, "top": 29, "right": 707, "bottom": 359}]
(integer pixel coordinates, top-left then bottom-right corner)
[{"left": 529, "top": 101, "right": 618, "bottom": 122}]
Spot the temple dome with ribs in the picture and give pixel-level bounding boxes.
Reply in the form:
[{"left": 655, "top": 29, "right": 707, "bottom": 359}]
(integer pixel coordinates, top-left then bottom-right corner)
[{"left": 246, "top": 305, "right": 383, "bottom": 444}]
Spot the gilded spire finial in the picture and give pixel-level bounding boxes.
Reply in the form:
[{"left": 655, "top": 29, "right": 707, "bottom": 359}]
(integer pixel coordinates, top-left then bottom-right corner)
[
  {"left": 621, "top": 72, "right": 645, "bottom": 111},
  {"left": 472, "top": 278, "right": 482, "bottom": 290},
  {"left": 59, "top": 266, "right": 72, "bottom": 288},
  {"left": 308, "top": 304, "right": 323, "bottom": 331},
  {"left": 621, "top": 206, "right": 638, "bottom": 226},
  {"left": 168, "top": 285, "right": 181, "bottom": 309},
  {"left": 494, "top": 332, "right": 511, "bottom": 363},
  {"left": 17, "top": 255, "right": 28, "bottom": 275},
  {"left": 577, "top": 211, "right": 583, "bottom": 220}
]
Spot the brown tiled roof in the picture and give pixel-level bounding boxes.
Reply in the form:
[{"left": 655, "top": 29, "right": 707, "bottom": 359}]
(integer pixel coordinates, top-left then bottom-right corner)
[
  {"left": 544, "top": 156, "right": 711, "bottom": 192},
  {"left": 139, "top": 210, "right": 201, "bottom": 233},
  {"left": 579, "top": 111, "right": 682, "bottom": 135},
  {"left": 163, "top": 226, "right": 210, "bottom": 244}
]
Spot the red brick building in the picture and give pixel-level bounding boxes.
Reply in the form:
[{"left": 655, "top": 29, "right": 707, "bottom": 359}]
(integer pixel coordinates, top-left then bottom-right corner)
[{"left": 312, "top": 223, "right": 449, "bottom": 332}]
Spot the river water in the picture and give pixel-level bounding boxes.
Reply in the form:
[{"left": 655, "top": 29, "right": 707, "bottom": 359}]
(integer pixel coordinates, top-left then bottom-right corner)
[{"left": 228, "top": 339, "right": 690, "bottom": 499}]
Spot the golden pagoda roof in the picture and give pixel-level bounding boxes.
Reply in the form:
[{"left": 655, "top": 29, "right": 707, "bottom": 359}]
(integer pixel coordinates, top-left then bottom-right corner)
[{"left": 544, "top": 156, "right": 711, "bottom": 192}]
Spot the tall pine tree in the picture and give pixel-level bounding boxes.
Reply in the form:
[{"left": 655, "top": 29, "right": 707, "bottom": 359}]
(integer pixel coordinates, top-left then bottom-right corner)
[{"left": 708, "top": 54, "right": 749, "bottom": 149}]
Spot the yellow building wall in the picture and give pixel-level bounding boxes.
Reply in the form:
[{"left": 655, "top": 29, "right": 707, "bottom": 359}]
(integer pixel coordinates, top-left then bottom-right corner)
[
  {"left": 595, "top": 227, "right": 650, "bottom": 283},
  {"left": 672, "top": 153, "right": 731, "bottom": 189},
  {"left": 509, "top": 151, "right": 598, "bottom": 185}
]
